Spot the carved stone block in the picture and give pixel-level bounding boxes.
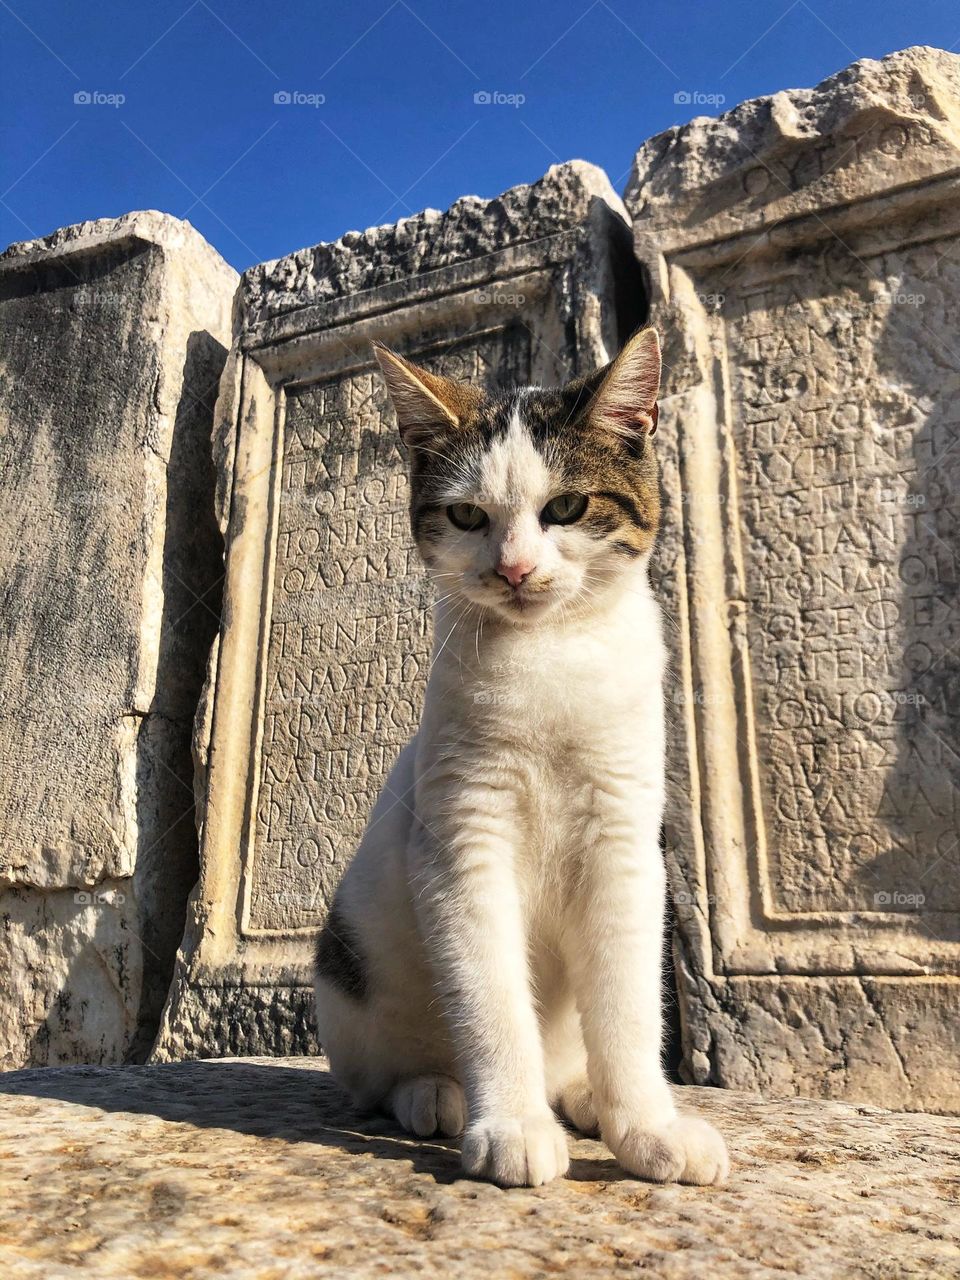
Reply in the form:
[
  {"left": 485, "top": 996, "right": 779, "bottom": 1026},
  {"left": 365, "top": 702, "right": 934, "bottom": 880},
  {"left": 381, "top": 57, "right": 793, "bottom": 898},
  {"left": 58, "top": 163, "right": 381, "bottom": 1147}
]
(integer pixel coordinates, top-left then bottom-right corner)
[
  {"left": 625, "top": 47, "right": 960, "bottom": 1111},
  {"left": 153, "top": 162, "right": 644, "bottom": 1058},
  {"left": 0, "top": 213, "right": 237, "bottom": 1066}
]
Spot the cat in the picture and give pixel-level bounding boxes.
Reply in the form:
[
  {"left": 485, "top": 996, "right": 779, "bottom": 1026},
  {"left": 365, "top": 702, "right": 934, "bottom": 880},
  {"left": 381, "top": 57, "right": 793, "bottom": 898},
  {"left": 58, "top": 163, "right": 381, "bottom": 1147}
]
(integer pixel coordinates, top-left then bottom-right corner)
[{"left": 313, "top": 327, "right": 729, "bottom": 1188}]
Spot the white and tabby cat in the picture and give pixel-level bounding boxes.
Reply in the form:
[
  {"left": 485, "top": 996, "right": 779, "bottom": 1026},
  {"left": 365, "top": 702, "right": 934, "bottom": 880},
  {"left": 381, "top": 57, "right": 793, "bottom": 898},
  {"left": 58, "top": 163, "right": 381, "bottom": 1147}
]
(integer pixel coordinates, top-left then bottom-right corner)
[{"left": 314, "top": 327, "right": 729, "bottom": 1188}]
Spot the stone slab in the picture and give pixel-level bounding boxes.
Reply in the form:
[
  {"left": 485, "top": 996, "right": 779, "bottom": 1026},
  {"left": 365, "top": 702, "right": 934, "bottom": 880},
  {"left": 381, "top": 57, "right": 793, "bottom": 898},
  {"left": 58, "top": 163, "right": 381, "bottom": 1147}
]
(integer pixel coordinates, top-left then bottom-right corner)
[
  {"left": 152, "top": 162, "right": 645, "bottom": 1059},
  {"left": 624, "top": 47, "right": 960, "bottom": 1111},
  {"left": 1, "top": 1058, "right": 958, "bottom": 1279},
  {"left": 0, "top": 213, "right": 237, "bottom": 1066}
]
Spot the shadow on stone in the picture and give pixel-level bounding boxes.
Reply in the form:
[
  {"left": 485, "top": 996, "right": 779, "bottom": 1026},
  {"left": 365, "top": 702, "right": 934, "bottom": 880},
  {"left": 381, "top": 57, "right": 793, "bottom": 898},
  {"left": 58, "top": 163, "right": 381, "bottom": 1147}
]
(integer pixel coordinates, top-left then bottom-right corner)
[
  {"left": 0, "top": 1058, "right": 627, "bottom": 1184},
  {"left": 128, "top": 328, "right": 228, "bottom": 1063}
]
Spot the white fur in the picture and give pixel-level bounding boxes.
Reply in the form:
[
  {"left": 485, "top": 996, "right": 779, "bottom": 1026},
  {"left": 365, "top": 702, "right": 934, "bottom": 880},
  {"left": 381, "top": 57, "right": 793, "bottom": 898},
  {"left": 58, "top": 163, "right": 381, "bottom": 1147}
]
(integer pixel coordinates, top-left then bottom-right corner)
[{"left": 315, "top": 401, "right": 729, "bottom": 1188}]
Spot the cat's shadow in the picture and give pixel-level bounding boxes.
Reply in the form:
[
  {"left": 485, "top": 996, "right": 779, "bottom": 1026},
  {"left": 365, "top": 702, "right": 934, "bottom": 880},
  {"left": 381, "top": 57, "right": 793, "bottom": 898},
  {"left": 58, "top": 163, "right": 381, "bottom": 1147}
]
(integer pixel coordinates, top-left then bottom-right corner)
[{"left": 0, "top": 1059, "right": 626, "bottom": 1186}]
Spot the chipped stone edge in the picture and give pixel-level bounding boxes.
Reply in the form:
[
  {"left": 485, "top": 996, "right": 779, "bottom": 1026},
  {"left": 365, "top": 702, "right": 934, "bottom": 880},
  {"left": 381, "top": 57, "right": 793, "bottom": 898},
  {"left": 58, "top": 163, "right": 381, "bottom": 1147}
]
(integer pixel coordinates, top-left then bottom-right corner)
[
  {"left": 626, "top": 45, "right": 960, "bottom": 242},
  {"left": 0, "top": 210, "right": 233, "bottom": 276},
  {"left": 237, "top": 160, "right": 630, "bottom": 327}
]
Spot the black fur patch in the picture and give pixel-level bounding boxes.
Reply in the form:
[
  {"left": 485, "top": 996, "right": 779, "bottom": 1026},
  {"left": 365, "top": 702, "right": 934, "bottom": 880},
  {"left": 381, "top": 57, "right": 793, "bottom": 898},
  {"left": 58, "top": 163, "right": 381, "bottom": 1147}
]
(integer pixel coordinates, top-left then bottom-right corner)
[
  {"left": 315, "top": 905, "right": 367, "bottom": 1001},
  {"left": 595, "top": 489, "right": 652, "bottom": 531}
]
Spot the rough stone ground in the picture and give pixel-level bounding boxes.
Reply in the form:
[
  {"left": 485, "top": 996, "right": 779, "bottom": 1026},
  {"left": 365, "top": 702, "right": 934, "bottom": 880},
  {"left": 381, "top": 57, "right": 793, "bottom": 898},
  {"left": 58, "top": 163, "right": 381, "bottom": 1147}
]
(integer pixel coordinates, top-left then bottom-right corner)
[{"left": 0, "top": 1058, "right": 957, "bottom": 1279}]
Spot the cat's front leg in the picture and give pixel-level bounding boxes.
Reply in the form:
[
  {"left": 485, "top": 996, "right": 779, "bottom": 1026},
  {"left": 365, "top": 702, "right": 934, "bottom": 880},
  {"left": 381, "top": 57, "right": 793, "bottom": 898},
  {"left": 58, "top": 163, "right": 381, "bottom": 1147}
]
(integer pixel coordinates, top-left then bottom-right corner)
[
  {"left": 409, "top": 818, "right": 569, "bottom": 1187},
  {"left": 568, "top": 809, "right": 729, "bottom": 1185}
]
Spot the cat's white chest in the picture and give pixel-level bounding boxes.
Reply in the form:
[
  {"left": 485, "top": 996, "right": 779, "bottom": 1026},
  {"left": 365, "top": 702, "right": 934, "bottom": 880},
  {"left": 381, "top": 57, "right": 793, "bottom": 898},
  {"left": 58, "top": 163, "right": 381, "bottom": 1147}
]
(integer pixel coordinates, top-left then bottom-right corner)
[
  {"left": 478, "top": 578, "right": 664, "bottom": 731},
  {"left": 419, "top": 576, "right": 666, "bottom": 883}
]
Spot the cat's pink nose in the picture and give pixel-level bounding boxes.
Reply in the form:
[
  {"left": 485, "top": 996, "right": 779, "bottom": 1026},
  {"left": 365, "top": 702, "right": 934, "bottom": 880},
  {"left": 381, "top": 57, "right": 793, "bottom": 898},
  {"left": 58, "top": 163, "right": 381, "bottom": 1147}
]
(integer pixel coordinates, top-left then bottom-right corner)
[{"left": 496, "top": 559, "right": 535, "bottom": 588}]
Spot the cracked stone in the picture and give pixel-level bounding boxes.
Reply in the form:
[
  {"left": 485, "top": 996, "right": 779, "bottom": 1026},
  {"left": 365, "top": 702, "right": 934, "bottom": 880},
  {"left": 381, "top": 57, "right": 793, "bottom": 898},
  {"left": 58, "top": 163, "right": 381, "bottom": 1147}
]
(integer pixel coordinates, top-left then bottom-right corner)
[
  {"left": 0, "top": 1058, "right": 958, "bottom": 1279},
  {"left": 0, "top": 212, "right": 238, "bottom": 1067}
]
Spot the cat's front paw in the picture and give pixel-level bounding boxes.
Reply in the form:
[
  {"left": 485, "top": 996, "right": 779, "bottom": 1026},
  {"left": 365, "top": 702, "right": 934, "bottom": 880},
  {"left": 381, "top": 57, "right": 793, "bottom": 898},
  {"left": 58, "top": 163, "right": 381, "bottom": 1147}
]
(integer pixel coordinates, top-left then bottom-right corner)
[
  {"left": 461, "top": 1112, "right": 570, "bottom": 1187},
  {"left": 604, "top": 1112, "right": 729, "bottom": 1185}
]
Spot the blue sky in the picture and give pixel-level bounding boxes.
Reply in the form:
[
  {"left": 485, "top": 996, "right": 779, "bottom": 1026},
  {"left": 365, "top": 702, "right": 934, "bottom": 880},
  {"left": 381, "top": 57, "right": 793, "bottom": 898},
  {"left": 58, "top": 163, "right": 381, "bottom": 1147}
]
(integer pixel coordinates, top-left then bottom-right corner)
[{"left": 1, "top": 1, "right": 957, "bottom": 272}]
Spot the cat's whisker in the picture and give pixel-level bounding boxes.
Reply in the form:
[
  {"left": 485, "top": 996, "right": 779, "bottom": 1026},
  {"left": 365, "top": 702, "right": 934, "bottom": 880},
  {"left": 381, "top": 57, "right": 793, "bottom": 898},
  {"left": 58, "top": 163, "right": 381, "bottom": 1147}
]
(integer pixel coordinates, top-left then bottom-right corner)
[{"left": 433, "top": 598, "right": 471, "bottom": 665}]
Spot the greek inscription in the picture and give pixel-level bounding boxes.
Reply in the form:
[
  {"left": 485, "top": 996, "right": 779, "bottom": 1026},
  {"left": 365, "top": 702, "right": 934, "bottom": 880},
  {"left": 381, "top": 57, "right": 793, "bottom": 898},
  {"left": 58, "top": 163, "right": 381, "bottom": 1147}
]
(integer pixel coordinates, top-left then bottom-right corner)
[
  {"left": 717, "top": 241, "right": 960, "bottom": 913},
  {"left": 245, "top": 333, "right": 529, "bottom": 930}
]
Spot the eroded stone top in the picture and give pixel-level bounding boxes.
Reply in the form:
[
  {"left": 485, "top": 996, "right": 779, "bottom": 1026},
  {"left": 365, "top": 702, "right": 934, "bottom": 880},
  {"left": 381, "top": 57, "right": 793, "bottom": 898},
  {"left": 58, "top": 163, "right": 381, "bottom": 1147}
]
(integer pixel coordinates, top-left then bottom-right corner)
[
  {"left": 236, "top": 160, "right": 627, "bottom": 326},
  {"left": 0, "top": 210, "right": 237, "bottom": 288},
  {"left": 1, "top": 1058, "right": 958, "bottom": 1278},
  {"left": 626, "top": 45, "right": 960, "bottom": 250}
]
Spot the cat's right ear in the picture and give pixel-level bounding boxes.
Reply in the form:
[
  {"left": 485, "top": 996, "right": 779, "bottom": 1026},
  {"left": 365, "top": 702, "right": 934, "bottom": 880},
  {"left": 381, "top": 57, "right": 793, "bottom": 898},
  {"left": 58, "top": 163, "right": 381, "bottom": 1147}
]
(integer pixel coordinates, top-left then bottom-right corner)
[
  {"left": 372, "top": 343, "right": 482, "bottom": 448},
  {"left": 586, "top": 327, "right": 661, "bottom": 439}
]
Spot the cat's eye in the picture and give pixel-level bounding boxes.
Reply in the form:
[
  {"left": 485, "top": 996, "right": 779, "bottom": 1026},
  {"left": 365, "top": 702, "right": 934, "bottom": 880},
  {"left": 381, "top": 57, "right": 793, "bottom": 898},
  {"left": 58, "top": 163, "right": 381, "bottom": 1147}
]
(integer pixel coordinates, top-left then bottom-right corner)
[
  {"left": 541, "top": 492, "right": 588, "bottom": 525},
  {"left": 447, "top": 502, "right": 489, "bottom": 531}
]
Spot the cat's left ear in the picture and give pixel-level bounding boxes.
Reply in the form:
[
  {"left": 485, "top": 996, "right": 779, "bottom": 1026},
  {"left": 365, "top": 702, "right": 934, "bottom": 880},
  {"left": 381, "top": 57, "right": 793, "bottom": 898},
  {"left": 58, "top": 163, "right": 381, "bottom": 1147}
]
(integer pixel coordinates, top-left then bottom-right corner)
[
  {"left": 372, "top": 342, "right": 482, "bottom": 448},
  {"left": 588, "top": 326, "right": 661, "bottom": 438}
]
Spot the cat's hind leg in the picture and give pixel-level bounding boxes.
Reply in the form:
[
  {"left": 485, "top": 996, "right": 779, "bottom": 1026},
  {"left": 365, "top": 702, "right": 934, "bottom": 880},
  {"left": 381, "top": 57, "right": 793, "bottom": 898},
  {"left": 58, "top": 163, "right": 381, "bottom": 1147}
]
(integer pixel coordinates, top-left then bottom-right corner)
[
  {"left": 315, "top": 950, "right": 459, "bottom": 1121},
  {"left": 315, "top": 740, "right": 459, "bottom": 1118},
  {"left": 542, "top": 990, "right": 599, "bottom": 1137},
  {"left": 553, "top": 1076, "right": 599, "bottom": 1137},
  {"left": 388, "top": 1074, "right": 466, "bottom": 1137},
  {"left": 314, "top": 905, "right": 458, "bottom": 1120}
]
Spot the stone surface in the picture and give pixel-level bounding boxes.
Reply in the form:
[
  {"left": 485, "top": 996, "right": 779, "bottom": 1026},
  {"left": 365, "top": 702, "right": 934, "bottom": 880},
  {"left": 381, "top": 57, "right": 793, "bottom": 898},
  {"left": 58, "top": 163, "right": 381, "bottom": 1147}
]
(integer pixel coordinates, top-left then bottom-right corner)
[
  {"left": 153, "top": 162, "right": 645, "bottom": 1060},
  {"left": 625, "top": 47, "right": 960, "bottom": 1111},
  {"left": 0, "top": 212, "right": 237, "bottom": 1067},
  {"left": 1, "top": 1058, "right": 958, "bottom": 1279}
]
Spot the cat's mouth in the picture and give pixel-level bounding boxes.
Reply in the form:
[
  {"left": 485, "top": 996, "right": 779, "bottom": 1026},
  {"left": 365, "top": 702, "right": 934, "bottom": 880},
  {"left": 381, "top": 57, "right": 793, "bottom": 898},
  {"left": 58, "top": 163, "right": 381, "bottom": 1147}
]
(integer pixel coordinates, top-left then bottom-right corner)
[
  {"left": 497, "top": 582, "right": 555, "bottom": 618},
  {"left": 457, "top": 575, "right": 559, "bottom": 621},
  {"left": 504, "top": 594, "right": 538, "bottom": 614}
]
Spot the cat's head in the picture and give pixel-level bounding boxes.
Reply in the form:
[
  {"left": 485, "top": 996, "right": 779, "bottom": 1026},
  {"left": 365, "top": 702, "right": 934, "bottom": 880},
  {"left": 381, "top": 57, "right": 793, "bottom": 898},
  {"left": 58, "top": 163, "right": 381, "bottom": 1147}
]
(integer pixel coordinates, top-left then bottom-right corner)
[{"left": 373, "top": 328, "right": 662, "bottom": 626}]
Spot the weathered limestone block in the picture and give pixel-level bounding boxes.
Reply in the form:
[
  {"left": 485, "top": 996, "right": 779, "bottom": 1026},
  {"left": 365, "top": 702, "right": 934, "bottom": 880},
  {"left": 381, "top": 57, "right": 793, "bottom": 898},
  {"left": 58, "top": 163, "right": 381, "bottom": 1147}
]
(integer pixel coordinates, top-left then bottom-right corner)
[
  {"left": 1, "top": 1058, "right": 958, "bottom": 1278},
  {"left": 153, "top": 162, "right": 645, "bottom": 1059},
  {"left": 624, "top": 47, "right": 960, "bottom": 1111},
  {"left": 0, "top": 213, "right": 237, "bottom": 1066}
]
